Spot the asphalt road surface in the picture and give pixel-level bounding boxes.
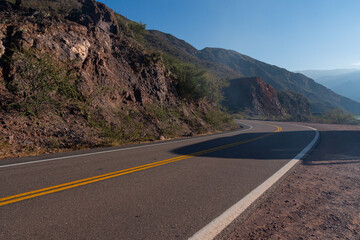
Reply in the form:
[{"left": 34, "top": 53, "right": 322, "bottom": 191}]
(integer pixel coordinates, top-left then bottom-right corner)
[{"left": 0, "top": 120, "right": 316, "bottom": 240}]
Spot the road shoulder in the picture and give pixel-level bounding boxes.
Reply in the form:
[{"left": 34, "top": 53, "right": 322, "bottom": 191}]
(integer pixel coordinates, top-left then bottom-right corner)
[
  {"left": 190, "top": 121, "right": 319, "bottom": 240},
  {"left": 223, "top": 123, "right": 360, "bottom": 239}
]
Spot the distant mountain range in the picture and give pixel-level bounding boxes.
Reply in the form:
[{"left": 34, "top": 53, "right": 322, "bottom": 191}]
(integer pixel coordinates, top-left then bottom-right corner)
[
  {"left": 145, "top": 30, "right": 360, "bottom": 114},
  {"left": 298, "top": 69, "right": 360, "bottom": 80},
  {"left": 299, "top": 69, "right": 360, "bottom": 103}
]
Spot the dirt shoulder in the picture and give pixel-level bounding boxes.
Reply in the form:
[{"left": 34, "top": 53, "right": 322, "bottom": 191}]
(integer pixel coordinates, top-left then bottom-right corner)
[{"left": 224, "top": 122, "right": 360, "bottom": 240}]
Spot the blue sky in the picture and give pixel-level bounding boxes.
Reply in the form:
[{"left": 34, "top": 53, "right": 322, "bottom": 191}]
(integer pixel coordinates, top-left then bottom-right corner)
[{"left": 99, "top": 0, "right": 360, "bottom": 71}]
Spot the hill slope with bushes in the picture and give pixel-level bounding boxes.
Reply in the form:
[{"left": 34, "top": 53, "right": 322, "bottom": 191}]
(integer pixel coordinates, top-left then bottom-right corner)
[{"left": 0, "top": 0, "right": 235, "bottom": 158}]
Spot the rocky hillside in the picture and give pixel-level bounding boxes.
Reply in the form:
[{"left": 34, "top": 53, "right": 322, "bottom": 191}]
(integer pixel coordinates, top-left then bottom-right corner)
[
  {"left": 277, "top": 91, "right": 312, "bottom": 121},
  {"left": 222, "top": 77, "right": 312, "bottom": 120},
  {"left": 222, "top": 77, "right": 285, "bottom": 117},
  {"left": 145, "top": 31, "right": 360, "bottom": 115},
  {"left": 0, "top": 0, "right": 235, "bottom": 158}
]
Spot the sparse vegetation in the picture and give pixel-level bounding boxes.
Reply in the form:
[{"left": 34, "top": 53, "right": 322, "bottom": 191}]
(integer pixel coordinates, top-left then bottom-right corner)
[
  {"left": 310, "top": 109, "right": 359, "bottom": 125},
  {"left": 144, "top": 51, "right": 162, "bottom": 66},
  {"left": 7, "top": 47, "right": 82, "bottom": 116},
  {"left": 79, "top": 86, "right": 111, "bottom": 120},
  {"left": 115, "top": 13, "right": 146, "bottom": 42},
  {"left": 205, "top": 109, "right": 234, "bottom": 130},
  {"left": 6, "top": 0, "right": 82, "bottom": 18},
  {"left": 162, "top": 53, "right": 224, "bottom": 103},
  {"left": 0, "top": 139, "right": 13, "bottom": 159},
  {"left": 89, "top": 108, "right": 154, "bottom": 145},
  {"left": 147, "top": 104, "right": 181, "bottom": 121},
  {"left": 147, "top": 104, "right": 186, "bottom": 137}
]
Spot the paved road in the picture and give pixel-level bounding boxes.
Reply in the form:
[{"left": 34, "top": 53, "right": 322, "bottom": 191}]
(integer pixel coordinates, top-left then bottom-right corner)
[{"left": 0, "top": 120, "right": 316, "bottom": 240}]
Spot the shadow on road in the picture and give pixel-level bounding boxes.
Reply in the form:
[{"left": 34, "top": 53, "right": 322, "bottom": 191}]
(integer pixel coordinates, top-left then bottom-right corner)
[
  {"left": 171, "top": 130, "right": 360, "bottom": 166},
  {"left": 172, "top": 130, "right": 315, "bottom": 160},
  {"left": 303, "top": 130, "right": 360, "bottom": 166}
]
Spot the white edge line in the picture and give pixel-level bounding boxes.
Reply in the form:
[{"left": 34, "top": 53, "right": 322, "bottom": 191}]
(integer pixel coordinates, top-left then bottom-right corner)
[
  {"left": 0, "top": 122, "right": 253, "bottom": 169},
  {"left": 188, "top": 124, "right": 319, "bottom": 240},
  {"left": 238, "top": 122, "right": 253, "bottom": 131}
]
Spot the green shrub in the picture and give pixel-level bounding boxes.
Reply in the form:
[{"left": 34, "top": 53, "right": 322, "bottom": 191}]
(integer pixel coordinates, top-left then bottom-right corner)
[
  {"left": 8, "top": 47, "right": 82, "bottom": 116},
  {"left": 102, "top": 112, "right": 156, "bottom": 144},
  {"left": 7, "top": 0, "right": 82, "bottom": 18},
  {"left": 129, "top": 21, "right": 146, "bottom": 39},
  {"left": 115, "top": 13, "right": 146, "bottom": 43},
  {"left": 205, "top": 109, "right": 234, "bottom": 129},
  {"left": 160, "top": 124, "right": 183, "bottom": 138},
  {"left": 148, "top": 104, "right": 181, "bottom": 121},
  {"left": 148, "top": 105, "right": 169, "bottom": 121},
  {"left": 144, "top": 51, "right": 162, "bottom": 66},
  {"left": 162, "top": 54, "right": 224, "bottom": 103}
]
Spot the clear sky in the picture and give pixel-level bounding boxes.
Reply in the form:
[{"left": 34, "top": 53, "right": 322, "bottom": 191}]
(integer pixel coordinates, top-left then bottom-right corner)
[{"left": 99, "top": 0, "right": 360, "bottom": 71}]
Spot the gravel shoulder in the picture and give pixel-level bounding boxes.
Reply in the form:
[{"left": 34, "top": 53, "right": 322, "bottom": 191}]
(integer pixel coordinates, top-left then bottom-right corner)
[{"left": 224, "top": 122, "right": 360, "bottom": 240}]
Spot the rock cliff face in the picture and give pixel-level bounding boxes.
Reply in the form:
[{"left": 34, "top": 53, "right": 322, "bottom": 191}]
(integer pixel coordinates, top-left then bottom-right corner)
[
  {"left": 0, "top": 0, "right": 234, "bottom": 158},
  {"left": 222, "top": 77, "right": 285, "bottom": 117},
  {"left": 1, "top": 0, "right": 177, "bottom": 106},
  {"left": 278, "top": 91, "right": 312, "bottom": 121}
]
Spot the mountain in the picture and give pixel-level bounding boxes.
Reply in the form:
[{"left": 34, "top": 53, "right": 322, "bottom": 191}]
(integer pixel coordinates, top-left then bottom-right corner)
[
  {"left": 144, "top": 30, "right": 240, "bottom": 80},
  {"left": 145, "top": 31, "right": 360, "bottom": 115},
  {"left": 333, "top": 76, "right": 360, "bottom": 103},
  {"left": 299, "top": 69, "right": 360, "bottom": 103}
]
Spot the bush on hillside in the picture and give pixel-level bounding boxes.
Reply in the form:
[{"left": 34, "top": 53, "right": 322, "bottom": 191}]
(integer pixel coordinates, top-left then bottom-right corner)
[
  {"left": 7, "top": 47, "right": 82, "bottom": 116},
  {"left": 205, "top": 109, "right": 234, "bottom": 130},
  {"left": 115, "top": 13, "right": 146, "bottom": 42},
  {"left": 162, "top": 54, "right": 224, "bottom": 103},
  {"left": 6, "top": 0, "right": 82, "bottom": 18}
]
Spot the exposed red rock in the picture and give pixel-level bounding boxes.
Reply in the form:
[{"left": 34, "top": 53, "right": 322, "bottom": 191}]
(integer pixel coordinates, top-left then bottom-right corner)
[{"left": 223, "top": 77, "right": 286, "bottom": 117}]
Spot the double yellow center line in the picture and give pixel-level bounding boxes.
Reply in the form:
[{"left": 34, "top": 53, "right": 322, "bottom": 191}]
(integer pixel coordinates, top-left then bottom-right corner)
[{"left": 0, "top": 123, "right": 282, "bottom": 206}]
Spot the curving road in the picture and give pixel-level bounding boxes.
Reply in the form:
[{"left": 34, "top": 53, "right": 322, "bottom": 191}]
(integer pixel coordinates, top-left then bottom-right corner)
[{"left": 0, "top": 120, "right": 317, "bottom": 239}]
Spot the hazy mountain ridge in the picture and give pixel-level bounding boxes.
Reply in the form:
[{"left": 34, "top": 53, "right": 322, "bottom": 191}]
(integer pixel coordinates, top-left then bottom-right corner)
[
  {"left": 300, "top": 69, "right": 360, "bottom": 102},
  {"left": 298, "top": 69, "right": 360, "bottom": 81}
]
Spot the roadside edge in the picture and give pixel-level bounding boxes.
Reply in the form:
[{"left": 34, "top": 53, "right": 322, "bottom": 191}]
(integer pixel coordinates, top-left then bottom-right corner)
[
  {"left": 0, "top": 122, "right": 252, "bottom": 169},
  {"left": 189, "top": 123, "right": 320, "bottom": 240}
]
